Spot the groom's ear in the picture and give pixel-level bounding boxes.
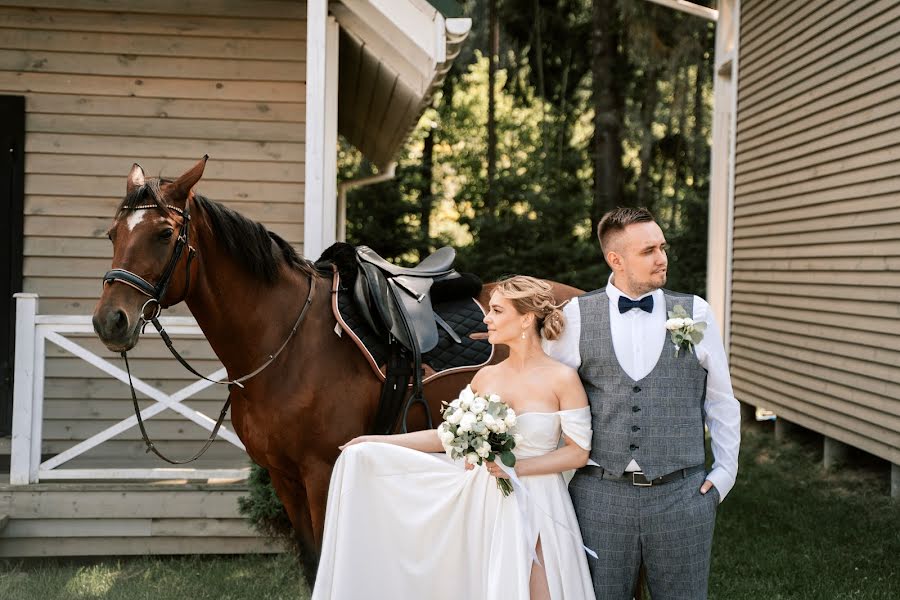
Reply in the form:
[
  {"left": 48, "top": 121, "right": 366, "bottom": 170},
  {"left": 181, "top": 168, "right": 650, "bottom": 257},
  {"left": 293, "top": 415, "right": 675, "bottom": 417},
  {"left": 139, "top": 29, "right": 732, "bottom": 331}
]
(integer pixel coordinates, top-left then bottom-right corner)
[{"left": 606, "top": 250, "right": 623, "bottom": 271}]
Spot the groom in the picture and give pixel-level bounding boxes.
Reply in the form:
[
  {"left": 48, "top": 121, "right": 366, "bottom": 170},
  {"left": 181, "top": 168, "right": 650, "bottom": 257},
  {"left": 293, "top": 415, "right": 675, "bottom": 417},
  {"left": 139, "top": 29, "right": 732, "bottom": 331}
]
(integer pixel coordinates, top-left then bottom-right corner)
[{"left": 545, "top": 207, "right": 740, "bottom": 599}]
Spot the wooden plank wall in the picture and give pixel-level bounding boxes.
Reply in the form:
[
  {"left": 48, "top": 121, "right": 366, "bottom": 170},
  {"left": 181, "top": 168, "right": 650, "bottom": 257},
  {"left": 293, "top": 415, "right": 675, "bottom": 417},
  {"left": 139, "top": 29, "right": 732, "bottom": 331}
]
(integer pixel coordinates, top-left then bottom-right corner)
[
  {"left": 0, "top": 482, "right": 283, "bottom": 556},
  {"left": 0, "top": 0, "right": 306, "bottom": 468},
  {"left": 732, "top": 0, "right": 900, "bottom": 465}
]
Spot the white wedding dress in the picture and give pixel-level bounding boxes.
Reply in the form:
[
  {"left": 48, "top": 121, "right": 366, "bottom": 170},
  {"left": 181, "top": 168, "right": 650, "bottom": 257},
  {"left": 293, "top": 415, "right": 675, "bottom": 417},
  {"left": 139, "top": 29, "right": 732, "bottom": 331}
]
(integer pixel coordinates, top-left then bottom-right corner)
[{"left": 312, "top": 405, "right": 595, "bottom": 600}]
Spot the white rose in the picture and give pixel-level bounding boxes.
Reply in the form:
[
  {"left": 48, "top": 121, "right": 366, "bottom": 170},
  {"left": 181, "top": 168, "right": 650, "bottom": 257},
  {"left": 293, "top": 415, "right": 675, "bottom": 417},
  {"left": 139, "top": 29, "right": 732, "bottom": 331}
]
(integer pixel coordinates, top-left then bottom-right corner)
[
  {"left": 437, "top": 426, "right": 455, "bottom": 445},
  {"left": 476, "top": 442, "right": 491, "bottom": 458},
  {"left": 682, "top": 317, "right": 694, "bottom": 327},
  {"left": 458, "top": 386, "right": 475, "bottom": 408},
  {"left": 504, "top": 410, "right": 517, "bottom": 428},
  {"left": 449, "top": 398, "right": 461, "bottom": 409},
  {"left": 458, "top": 412, "right": 477, "bottom": 432},
  {"left": 470, "top": 397, "right": 487, "bottom": 415},
  {"left": 465, "top": 452, "right": 480, "bottom": 465},
  {"left": 666, "top": 318, "right": 685, "bottom": 330},
  {"left": 446, "top": 409, "right": 463, "bottom": 425},
  {"left": 495, "top": 419, "right": 508, "bottom": 433},
  {"left": 488, "top": 393, "right": 501, "bottom": 404},
  {"left": 482, "top": 413, "right": 497, "bottom": 431}
]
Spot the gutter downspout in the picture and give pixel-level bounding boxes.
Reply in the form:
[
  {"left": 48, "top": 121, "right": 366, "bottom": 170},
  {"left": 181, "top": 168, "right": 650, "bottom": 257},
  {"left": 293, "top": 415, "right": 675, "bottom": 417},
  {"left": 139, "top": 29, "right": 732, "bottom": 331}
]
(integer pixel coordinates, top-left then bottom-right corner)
[{"left": 336, "top": 162, "right": 398, "bottom": 242}]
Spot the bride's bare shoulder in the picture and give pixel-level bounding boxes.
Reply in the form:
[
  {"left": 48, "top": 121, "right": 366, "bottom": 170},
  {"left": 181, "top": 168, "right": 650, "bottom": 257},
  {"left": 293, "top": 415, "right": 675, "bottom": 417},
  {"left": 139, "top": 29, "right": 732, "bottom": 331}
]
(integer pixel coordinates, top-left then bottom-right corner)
[{"left": 470, "top": 364, "right": 499, "bottom": 389}]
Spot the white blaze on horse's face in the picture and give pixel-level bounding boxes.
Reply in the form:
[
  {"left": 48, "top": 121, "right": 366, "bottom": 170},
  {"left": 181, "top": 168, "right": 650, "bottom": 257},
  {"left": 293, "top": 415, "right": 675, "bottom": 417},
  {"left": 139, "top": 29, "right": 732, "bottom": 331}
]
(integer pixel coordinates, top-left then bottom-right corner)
[{"left": 125, "top": 208, "right": 152, "bottom": 232}]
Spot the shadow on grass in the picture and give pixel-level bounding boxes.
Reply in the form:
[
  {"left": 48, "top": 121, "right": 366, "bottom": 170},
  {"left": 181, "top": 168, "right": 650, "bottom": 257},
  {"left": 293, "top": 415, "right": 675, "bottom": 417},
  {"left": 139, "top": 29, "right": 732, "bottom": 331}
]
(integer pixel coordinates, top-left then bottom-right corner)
[{"left": 706, "top": 422, "right": 900, "bottom": 600}]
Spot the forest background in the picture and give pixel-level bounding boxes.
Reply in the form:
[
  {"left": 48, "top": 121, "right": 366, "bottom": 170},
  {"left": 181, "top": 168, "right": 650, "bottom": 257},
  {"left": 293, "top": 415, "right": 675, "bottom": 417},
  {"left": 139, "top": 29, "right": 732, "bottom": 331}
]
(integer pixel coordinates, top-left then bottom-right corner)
[{"left": 342, "top": 0, "right": 717, "bottom": 295}]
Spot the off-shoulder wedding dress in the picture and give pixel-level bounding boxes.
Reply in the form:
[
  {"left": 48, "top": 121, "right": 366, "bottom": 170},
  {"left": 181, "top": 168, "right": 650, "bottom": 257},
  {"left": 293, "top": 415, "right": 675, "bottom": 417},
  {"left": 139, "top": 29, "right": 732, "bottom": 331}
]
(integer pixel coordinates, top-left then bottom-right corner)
[{"left": 312, "top": 403, "right": 595, "bottom": 600}]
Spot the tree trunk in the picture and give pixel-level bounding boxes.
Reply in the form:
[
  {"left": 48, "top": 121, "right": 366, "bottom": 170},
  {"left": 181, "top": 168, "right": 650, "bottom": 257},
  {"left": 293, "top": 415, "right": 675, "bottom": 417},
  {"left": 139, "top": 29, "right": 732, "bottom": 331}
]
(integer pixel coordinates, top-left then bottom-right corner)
[
  {"left": 591, "top": 0, "right": 625, "bottom": 232},
  {"left": 635, "top": 63, "right": 660, "bottom": 210},
  {"left": 419, "top": 124, "right": 434, "bottom": 257}
]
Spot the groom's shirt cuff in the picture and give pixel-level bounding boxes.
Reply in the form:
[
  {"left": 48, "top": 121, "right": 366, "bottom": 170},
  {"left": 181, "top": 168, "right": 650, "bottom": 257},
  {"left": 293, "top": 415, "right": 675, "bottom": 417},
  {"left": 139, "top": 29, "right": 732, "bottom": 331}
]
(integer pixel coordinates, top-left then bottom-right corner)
[{"left": 705, "top": 466, "right": 735, "bottom": 501}]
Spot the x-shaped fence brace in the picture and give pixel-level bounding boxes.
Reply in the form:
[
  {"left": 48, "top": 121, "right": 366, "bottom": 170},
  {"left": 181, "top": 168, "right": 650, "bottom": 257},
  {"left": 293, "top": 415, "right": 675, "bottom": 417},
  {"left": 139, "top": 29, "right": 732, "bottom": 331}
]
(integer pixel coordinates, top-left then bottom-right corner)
[{"left": 37, "top": 328, "right": 246, "bottom": 478}]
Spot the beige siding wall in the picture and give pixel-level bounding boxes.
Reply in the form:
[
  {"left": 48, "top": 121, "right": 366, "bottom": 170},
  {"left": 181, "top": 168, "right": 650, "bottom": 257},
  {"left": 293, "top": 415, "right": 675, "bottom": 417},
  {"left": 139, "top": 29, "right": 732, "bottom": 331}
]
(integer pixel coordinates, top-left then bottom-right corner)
[
  {"left": 0, "top": 0, "right": 306, "bottom": 468},
  {"left": 732, "top": 0, "right": 900, "bottom": 464}
]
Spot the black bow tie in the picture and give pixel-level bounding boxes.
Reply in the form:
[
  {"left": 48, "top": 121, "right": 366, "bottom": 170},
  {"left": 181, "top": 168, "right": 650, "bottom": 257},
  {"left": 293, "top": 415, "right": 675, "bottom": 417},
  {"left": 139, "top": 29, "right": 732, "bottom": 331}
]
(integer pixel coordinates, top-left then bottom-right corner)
[{"left": 618, "top": 295, "right": 654, "bottom": 314}]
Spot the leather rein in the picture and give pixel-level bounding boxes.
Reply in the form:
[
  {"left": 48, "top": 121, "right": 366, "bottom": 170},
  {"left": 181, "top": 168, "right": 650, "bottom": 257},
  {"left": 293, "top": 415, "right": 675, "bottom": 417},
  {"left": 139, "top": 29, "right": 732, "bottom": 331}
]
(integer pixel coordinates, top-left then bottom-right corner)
[{"left": 102, "top": 203, "right": 315, "bottom": 464}]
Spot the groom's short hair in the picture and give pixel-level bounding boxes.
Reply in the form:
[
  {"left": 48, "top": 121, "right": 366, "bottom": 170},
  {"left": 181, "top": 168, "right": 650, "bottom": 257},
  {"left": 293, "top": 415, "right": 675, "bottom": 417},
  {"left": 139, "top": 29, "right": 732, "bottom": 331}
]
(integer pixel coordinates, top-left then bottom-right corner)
[{"left": 597, "top": 207, "right": 656, "bottom": 253}]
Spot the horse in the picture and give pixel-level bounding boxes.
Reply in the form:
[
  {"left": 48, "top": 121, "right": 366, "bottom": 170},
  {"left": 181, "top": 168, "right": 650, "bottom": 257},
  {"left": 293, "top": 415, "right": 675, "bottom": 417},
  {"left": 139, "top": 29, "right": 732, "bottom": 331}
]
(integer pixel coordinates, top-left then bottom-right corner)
[{"left": 92, "top": 157, "right": 583, "bottom": 581}]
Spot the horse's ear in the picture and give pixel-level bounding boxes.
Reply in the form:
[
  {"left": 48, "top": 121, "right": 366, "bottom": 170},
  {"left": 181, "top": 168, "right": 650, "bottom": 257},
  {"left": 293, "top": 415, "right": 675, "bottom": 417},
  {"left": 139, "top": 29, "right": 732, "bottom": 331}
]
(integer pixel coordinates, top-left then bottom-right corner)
[
  {"left": 127, "top": 163, "right": 145, "bottom": 195},
  {"left": 171, "top": 155, "right": 209, "bottom": 202}
]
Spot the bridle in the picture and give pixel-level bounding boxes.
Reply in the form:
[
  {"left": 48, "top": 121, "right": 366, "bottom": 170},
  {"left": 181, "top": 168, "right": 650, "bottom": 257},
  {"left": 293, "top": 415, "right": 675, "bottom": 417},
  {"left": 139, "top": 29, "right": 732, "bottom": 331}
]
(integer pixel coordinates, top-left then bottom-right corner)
[
  {"left": 103, "top": 203, "right": 196, "bottom": 323},
  {"left": 102, "top": 202, "right": 315, "bottom": 464}
]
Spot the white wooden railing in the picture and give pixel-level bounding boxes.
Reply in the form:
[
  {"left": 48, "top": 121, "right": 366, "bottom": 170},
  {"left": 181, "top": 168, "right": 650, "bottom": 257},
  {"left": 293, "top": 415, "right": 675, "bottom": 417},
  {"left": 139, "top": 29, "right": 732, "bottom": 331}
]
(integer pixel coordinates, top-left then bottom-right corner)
[{"left": 10, "top": 293, "right": 249, "bottom": 485}]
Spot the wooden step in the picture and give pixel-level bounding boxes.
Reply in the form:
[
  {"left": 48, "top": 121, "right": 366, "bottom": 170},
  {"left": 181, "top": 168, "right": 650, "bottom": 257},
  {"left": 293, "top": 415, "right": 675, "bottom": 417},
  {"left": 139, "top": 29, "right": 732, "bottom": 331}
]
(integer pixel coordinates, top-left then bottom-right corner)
[{"left": 0, "top": 481, "right": 284, "bottom": 557}]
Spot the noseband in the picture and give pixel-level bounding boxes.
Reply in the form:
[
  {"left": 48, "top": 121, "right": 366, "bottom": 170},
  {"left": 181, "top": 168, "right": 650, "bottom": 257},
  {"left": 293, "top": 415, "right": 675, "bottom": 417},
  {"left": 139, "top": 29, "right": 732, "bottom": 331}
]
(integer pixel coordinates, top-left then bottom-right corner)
[
  {"left": 102, "top": 203, "right": 196, "bottom": 321},
  {"left": 101, "top": 202, "right": 316, "bottom": 464}
]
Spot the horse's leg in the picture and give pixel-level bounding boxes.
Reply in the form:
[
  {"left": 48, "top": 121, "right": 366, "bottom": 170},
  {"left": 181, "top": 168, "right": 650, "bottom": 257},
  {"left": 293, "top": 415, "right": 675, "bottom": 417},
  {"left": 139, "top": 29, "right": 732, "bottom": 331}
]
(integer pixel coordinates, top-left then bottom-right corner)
[
  {"left": 268, "top": 471, "right": 318, "bottom": 584},
  {"left": 302, "top": 457, "right": 335, "bottom": 549}
]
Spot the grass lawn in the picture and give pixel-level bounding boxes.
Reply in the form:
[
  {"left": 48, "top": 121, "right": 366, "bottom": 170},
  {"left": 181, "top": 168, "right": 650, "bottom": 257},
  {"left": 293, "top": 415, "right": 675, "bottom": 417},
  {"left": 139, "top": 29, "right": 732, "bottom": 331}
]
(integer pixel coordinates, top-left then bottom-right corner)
[
  {"left": 0, "top": 553, "right": 308, "bottom": 600},
  {"left": 707, "top": 421, "right": 900, "bottom": 599},
  {"left": 1, "top": 421, "right": 898, "bottom": 599}
]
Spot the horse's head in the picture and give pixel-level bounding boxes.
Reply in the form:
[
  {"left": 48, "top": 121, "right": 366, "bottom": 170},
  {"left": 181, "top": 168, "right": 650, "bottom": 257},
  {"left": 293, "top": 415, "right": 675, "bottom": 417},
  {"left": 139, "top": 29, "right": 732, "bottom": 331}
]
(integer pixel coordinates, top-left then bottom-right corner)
[{"left": 92, "top": 156, "right": 208, "bottom": 351}]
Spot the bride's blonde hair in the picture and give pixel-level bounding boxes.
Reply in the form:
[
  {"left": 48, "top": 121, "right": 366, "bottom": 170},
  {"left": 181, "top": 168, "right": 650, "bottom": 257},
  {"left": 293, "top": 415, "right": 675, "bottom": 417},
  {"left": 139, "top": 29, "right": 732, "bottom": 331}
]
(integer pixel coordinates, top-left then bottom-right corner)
[{"left": 493, "top": 276, "right": 567, "bottom": 341}]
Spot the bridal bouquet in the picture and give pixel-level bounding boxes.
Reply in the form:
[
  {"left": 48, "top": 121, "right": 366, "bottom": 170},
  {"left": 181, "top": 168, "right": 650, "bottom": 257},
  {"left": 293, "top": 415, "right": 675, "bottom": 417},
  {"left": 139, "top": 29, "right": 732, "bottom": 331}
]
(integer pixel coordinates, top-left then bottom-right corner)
[{"left": 437, "top": 385, "right": 521, "bottom": 496}]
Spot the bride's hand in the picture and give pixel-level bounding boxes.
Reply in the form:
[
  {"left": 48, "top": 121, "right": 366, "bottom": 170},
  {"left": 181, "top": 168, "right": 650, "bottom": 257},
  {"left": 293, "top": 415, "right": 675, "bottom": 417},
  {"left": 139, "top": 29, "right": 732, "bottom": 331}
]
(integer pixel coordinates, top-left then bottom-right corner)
[
  {"left": 485, "top": 461, "right": 511, "bottom": 479},
  {"left": 339, "top": 435, "right": 373, "bottom": 450}
]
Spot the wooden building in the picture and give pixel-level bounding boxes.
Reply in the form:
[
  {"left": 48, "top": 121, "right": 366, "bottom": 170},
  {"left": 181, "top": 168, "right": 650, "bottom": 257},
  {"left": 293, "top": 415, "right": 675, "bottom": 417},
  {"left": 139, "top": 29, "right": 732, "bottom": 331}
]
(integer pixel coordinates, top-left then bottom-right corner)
[
  {"left": 702, "top": 0, "right": 900, "bottom": 494},
  {"left": 0, "top": 0, "right": 470, "bottom": 556}
]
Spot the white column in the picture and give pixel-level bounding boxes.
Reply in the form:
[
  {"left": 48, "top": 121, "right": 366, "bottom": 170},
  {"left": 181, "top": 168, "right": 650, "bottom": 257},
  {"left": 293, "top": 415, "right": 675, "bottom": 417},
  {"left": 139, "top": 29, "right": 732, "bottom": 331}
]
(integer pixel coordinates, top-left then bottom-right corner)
[
  {"left": 706, "top": 0, "right": 739, "bottom": 353},
  {"left": 304, "top": 0, "right": 327, "bottom": 260},
  {"left": 325, "top": 16, "right": 339, "bottom": 246},
  {"left": 10, "top": 293, "right": 38, "bottom": 484}
]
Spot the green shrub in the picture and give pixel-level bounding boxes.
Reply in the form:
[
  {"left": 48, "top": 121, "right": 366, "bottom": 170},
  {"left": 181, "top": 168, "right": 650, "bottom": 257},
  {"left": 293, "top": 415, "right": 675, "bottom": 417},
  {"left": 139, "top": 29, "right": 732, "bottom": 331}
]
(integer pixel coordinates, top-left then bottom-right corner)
[{"left": 237, "top": 461, "right": 300, "bottom": 556}]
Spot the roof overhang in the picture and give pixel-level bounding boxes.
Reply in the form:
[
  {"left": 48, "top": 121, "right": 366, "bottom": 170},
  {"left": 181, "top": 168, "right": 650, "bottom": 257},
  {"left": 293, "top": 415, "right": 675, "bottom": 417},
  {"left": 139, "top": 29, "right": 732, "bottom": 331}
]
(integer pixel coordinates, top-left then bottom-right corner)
[{"left": 331, "top": 0, "right": 471, "bottom": 169}]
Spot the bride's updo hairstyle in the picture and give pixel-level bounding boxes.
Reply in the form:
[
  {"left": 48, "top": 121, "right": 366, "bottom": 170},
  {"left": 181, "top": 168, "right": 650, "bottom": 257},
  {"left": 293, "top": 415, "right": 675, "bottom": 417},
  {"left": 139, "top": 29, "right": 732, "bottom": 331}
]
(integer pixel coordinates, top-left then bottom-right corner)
[{"left": 494, "top": 276, "right": 567, "bottom": 341}]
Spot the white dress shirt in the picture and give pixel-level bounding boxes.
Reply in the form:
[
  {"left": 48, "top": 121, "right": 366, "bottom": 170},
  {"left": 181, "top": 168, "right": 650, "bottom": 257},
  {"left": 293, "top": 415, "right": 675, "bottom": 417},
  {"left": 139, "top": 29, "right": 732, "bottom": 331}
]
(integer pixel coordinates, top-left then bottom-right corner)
[{"left": 543, "top": 276, "right": 741, "bottom": 500}]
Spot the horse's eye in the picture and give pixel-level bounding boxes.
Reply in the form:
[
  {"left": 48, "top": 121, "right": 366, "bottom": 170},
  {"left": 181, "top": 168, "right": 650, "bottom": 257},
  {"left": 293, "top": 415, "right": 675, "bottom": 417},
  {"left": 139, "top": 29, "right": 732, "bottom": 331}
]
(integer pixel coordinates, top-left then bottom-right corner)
[{"left": 160, "top": 228, "right": 174, "bottom": 240}]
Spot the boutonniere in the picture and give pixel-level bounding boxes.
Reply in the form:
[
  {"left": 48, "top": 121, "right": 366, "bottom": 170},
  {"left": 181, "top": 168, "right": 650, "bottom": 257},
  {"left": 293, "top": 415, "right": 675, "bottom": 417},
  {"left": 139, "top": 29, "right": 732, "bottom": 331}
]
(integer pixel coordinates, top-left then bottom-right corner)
[{"left": 665, "top": 304, "right": 706, "bottom": 357}]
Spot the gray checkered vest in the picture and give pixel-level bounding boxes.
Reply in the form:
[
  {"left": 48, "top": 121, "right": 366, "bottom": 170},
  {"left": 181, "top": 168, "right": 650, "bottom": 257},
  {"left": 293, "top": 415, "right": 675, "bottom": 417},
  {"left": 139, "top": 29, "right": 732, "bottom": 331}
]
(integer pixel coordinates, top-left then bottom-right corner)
[{"left": 578, "top": 289, "right": 708, "bottom": 479}]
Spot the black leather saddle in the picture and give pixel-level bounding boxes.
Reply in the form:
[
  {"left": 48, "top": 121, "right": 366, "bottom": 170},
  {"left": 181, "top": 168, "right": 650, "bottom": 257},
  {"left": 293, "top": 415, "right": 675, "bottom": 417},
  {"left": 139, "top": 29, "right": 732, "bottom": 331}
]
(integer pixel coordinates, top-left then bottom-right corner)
[
  {"left": 317, "top": 243, "right": 488, "bottom": 434},
  {"left": 353, "top": 245, "right": 461, "bottom": 358}
]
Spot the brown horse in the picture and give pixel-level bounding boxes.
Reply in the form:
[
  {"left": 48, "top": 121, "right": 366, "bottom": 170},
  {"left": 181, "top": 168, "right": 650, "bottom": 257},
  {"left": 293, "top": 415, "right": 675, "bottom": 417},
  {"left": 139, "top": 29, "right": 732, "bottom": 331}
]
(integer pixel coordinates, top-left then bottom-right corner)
[{"left": 92, "top": 157, "right": 582, "bottom": 578}]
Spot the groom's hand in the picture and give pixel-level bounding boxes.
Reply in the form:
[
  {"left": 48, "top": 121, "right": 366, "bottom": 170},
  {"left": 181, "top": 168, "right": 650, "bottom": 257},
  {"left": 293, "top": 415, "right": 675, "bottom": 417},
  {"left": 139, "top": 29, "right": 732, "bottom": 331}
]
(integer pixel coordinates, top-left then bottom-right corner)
[{"left": 699, "top": 479, "right": 715, "bottom": 494}]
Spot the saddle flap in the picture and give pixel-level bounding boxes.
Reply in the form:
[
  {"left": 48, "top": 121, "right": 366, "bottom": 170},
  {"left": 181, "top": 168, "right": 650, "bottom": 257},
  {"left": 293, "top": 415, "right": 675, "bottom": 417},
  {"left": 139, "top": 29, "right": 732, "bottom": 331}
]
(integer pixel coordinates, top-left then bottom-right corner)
[{"left": 387, "top": 277, "right": 439, "bottom": 353}]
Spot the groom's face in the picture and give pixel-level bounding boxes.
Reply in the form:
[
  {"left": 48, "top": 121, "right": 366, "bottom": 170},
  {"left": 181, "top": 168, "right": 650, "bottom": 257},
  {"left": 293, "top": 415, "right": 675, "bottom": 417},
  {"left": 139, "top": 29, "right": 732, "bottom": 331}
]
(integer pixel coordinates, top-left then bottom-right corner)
[{"left": 612, "top": 221, "right": 668, "bottom": 295}]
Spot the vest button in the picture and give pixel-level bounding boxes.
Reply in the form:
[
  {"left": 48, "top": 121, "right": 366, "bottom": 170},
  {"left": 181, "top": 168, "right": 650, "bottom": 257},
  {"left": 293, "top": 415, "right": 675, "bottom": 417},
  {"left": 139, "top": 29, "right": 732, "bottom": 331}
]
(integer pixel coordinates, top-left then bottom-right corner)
[
  {"left": 629, "top": 444, "right": 639, "bottom": 451},
  {"left": 632, "top": 425, "right": 640, "bottom": 432},
  {"left": 632, "top": 406, "right": 641, "bottom": 412},
  {"left": 632, "top": 385, "right": 641, "bottom": 393}
]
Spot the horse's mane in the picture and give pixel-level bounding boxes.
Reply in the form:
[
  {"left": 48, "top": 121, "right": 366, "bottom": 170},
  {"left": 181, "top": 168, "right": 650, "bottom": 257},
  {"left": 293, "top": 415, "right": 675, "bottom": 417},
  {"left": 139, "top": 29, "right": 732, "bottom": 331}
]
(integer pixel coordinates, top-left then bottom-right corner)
[{"left": 116, "top": 178, "right": 318, "bottom": 284}]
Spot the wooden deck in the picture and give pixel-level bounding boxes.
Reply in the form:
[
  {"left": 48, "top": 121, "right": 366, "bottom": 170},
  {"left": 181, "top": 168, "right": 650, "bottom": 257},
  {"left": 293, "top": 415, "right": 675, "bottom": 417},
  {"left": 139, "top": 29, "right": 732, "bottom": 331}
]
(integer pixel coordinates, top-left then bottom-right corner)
[{"left": 0, "top": 478, "right": 284, "bottom": 557}]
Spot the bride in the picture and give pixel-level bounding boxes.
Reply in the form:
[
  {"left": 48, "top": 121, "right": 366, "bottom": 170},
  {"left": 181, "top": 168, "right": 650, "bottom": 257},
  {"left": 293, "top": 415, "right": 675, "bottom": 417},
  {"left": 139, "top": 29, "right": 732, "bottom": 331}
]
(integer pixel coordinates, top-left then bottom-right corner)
[{"left": 312, "top": 276, "right": 595, "bottom": 600}]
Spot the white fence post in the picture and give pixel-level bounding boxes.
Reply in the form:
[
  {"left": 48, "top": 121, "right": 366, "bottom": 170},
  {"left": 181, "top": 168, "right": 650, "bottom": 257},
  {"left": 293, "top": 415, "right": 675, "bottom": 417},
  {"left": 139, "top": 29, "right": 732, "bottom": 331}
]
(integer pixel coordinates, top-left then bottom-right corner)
[{"left": 10, "top": 293, "right": 38, "bottom": 485}]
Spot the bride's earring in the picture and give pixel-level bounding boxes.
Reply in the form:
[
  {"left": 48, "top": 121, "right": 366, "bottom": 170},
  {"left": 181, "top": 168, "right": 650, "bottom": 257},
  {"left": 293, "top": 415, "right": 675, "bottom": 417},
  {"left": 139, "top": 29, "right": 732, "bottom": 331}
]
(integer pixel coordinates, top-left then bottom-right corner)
[{"left": 521, "top": 329, "right": 526, "bottom": 340}]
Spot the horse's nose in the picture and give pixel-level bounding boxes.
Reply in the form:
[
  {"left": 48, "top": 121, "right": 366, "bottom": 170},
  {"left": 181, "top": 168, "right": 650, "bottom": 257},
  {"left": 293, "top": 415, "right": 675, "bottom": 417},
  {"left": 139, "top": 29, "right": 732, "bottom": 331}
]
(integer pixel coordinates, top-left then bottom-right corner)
[{"left": 93, "top": 307, "right": 129, "bottom": 341}]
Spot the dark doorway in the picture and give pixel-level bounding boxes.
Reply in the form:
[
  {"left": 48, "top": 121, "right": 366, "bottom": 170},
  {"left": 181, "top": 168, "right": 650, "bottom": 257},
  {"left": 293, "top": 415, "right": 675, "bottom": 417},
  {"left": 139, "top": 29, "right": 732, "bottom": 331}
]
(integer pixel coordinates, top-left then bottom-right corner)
[{"left": 0, "top": 96, "right": 25, "bottom": 436}]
